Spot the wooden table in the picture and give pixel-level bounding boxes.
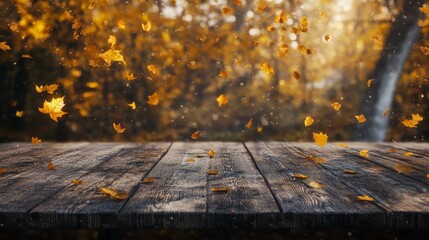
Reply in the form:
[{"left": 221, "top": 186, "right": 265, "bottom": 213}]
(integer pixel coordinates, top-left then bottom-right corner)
[{"left": 0, "top": 142, "right": 428, "bottom": 229}]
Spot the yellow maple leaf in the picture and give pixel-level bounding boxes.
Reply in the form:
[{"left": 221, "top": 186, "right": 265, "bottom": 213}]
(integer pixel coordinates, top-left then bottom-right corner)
[
  {"left": 356, "top": 195, "right": 374, "bottom": 202},
  {"left": 331, "top": 102, "right": 341, "bottom": 111},
  {"left": 355, "top": 114, "right": 366, "bottom": 123},
  {"left": 309, "top": 181, "right": 323, "bottom": 188},
  {"left": 191, "top": 130, "right": 201, "bottom": 140},
  {"left": 208, "top": 149, "right": 216, "bottom": 157},
  {"left": 245, "top": 118, "right": 253, "bottom": 129},
  {"left": 313, "top": 132, "right": 328, "bottom": 147},
  {"left": 35, "top": 85, "right": 46, "bottom": 93},
  {"left": 218, "top": 69, "right": 228, "bottom": 78},
  {"left": 71, "top": 179, "right": 83, "bottom": 185},
  {"left": 401, "top": 114, "right": 423, "bottom": 128},
  {"left": 113, "top": 122, "right": 126, "bottom": 133},
  {"left": 45, "top": 84, "right": 59, "bottom": 94},
  {"left": 403, "top": 152, "right": 414, "bottom": 157},
  {"left": 38, "top": 96, "right": 67, "bottom": 122},
  {"left": 142, "top": 21, "right": 151, "bottom": 31},
  {"left": 359, "top": 149, "right": 369, "bottom": 158},
  {"left": 216, "top": 94, "right": 229, "bottom": 107},
  {"left": 100, "top": 188, "right": 117, "bottom": 197},
  {"left": 16, "top": 111, "right": 23, "bottom": 117},
  {"left": 260, "top": 62, "right": 275, "bottom": 76},
  {"left": 304, "top": 116, "right": 314, "bottom": 127},
  {"left": 0, "top": 42, "right": 11, "bottom": 51},
  {"left": 47, "top": 162, "right": 57, "bottom": 170},
  {"left": 394, "top": 163, "right": 412, "bottom": 173},
  {"left": 31, "top": 137, "right": 41, "bottom": 144},
  {"left": 147, "top": 93, "right": 159, "bottom": 106},
  {"left": 99, "top": 49, "right": 126, "bottom": 66},
  {"left": 292, "top": 173, "right": 308, "bottom": 179},
  {"left": 128, "top": 101, "right": 136, "bottom": 110}
]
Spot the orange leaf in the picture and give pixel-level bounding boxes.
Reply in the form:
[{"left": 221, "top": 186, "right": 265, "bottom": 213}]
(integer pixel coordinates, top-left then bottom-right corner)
[
  {"left": 313, "top": 132, "right": 328, "bottom": 147},
  {"left": 218, "top": 69, "right": 228, "bottom": 78},
  {"left": 331, "top": 102, "right": 341, "bottom": 111},
  {"left": 216, "top": 94, "right": 229, "bottom": 107},
  {"left": 47, "top": 162, "right": 57, "bottom": 170},
  {"left": 426, "top": 174, "right": 429, "bottom": 180},
  {"left": 367, "top": 79, "right": 373, "bottom": 88},
  {"left": 274, "top": 11, "right": 287, "bottom": 23},
  {"left": 31, "top": 137, "right": 42, "bottom": 144},
  {"left": 356, "top": 195, "right": 374, "bottom": 201},
  {"left": 38, "top": 97, "right": 67, "bottom": 122},
  {"left": 245, "top": 118, "right": 253, "bottom": 129},
  {"left": 211, "top": 187, "right": 229, "bottom": 192},
  {"left": 394, "top": 163, "right": 412, "bottom": 173},
  {"left": 147, "top": 93, "right": 159, "bottom": 106},
  {"left": 126, "top": 72, "right": 136, "bottom": 81},
  {"left": 0, "top": 168, "right": 6, "bottom": 173},
  {"left": 309, "top": 181, "right": 323, "bottom": 188},
  {"left": 191, "top": 130, "right": 201, "bottom": 140},
  {"left": 383, "top": 107, "right": 389, "bottom": 117},
  {"left": 16, "top": 111, "right": 23, "bottom": 117},
  {"left": 99, "top": 49, "right": 126, "bottom": 66},
  {"left": 420, "top": 6, "right": 429, "bottom": 14},
  {"left": 260, "top": 62, "right": 275, "bottom": 76},
  {"left": 292, "top": 173, "right": 308, "bottom": 179},
  {"left": 147, "top": 64, "right": 159, "bottom": 75},
  {"left": 185, "top": 158, "right": 196, "bottom": 163},
  {"left": 343, "top": 169, "right": 357, "bottom": 174},
  {"left": 304, "top": 116, "right": 314, "bottom": 127},
  {"left": 45, "top": 84, "right": 59, "bottom": 94},
  {"left": 71, "top": 179, "right": 83, "bottom": 185},
  {"left": 206, "top": 169, "right": 218, "bottom": 175},
  {"left": 359, "top": 150, "right": 369, "bottom": 158},
  {"left": 387, "top": 148, "right": 397, "bottom": 153},
  {"left": 142, "top": 21, "right": 152, "bottom": 31},
  {"left": 141, "top": 177, "right": 155, "bottom": 184},
  {"left": 108, "top": 35, "right": 116, "bottom": 48},
  {"left": 0, "top": 42, "right": 11, "bottom": 51},
  {"left": 221, "top": 6, "right": 234, "bottom": 15},
  {"left": 401, "top": 114, "right": 423, "bottom": 128},
  {"left": 113, "top": 122, "right": 126, "bottom": 133},
  {"left": 22, "top": 54, "right": 33, "bottom": 59},
  {"left": 355, "top": 114, "right": 366, "bottom": 123},
  {"left": 128, "top": 101, "right": 136, "bottom": 110},
  {"left": 208, "top": 149, "right": 216, "bottom": 157}
]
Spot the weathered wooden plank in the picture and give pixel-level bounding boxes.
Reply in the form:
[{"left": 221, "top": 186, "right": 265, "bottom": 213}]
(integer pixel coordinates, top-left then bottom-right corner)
[
  {"left": 289, "top": 143, "right": 429, "bottom": 228},
  {"left": 27, "top": 142, "right": 171, "bottom": 228},
  {"left": 0, "top": 143, "right": 126, "bottom": 228},
  {"left": 121, "top": 142, "right": 280, "bottom": 229},
  {"left": 245, "top": 142, "right": 384, "bottom": 228}
]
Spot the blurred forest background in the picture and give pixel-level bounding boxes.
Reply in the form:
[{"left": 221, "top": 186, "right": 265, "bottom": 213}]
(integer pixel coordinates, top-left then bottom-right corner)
[{"left": 0, "top": 0, "right": 428, "bottom": 142}]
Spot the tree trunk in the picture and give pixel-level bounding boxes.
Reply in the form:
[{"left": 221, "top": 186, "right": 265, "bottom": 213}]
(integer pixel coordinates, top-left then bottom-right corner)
[{"left": 354, "top": 0, "right": 424, "bottom": 141}]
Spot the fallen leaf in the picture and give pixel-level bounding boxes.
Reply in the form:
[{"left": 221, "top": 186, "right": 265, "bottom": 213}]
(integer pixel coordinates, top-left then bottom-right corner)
[
  {"left": 292, "top": 173, "right": 308, "bottom": 179},
  {"left": 394, "top": 163, "right": 412, "bottom": 173},
  {"left": 304, "top": 116, "right": 314, "bottom": 127},
  {"left": 387, "top": 148, "right": 397, "bottom": 153},
  {"left": 218, "top": 69, "right": 228, "bottom": 78},
  {"left": 99, "top": 49, "right": 126, "bottom": 66},
  {"left": 309, "top": 181, "right": 323, "bottom": 188},
  {"left": 47, "top": 162, "right": 57, "bottom": 170},
  {"left": 421, "top": 46, "right": 429, "bottom": 55},
  {"left": 185, "top": 158, "right": 196, "bottom": 163},
  {"left": 367, "top": 79, "right": 373, "bottom": 87},
  {"left": 313, "top": 132, "right": 328, "bottom": 147},
  {"left": 412, "top": 114, "right": 423, "bottom": 122},
  {"left": 403, "top": 152, "right": 414, "bottom": 157},
  {"left": 331, "top": 102, "right": 341, "bottom": 111},
  {"left": 142, "top": 21, "right": 152, "bottom": 31},
  {"left": 337, "top": 143, "right": 348, "bottom": 147},
  {"left": 147, "top": 93, "right": 159, "bottom": 106},
  {"left": 0, "top": 42, "right": 11, "bottom": 51},
  {"left": 100, "top": 187, "right": 117, "bottom": 197},
  {"left": 112, "top": 192, "right": 128, "bottom": 200},
  {"left": 420, "top": 6, "right": 429, "bottom": 14},
  {"left": 31, "top": 137, "right": 41, "bottom": 144},
  {"left": 211, "top": 187, "right": 229, "bottom": 192},
  {"left": 126, "top": 72, "right": 136, "bottom": 81},
  {"left": 0, "top": 168, "right": 6, "bottom": 173},
  {"left": 71, "top": 179, "right": 83, "bottom": 185},
  {"left": 128, "top": 101, "right": 136, "bottom": 110},
  {"left": 38, "top": 97, "right": 67, "bottom": 122},
  {"left": 141, "top": 177, "right": 154, "bottom": 183},
  {"left": 257, "top": 126, "right": 263, "bottom": 132},
  {"left": 245, "top": 118, "right": 253, "bottom": 129},
  {"left": 343, "top": 169, "right": 357, "bottom": 174},
  {"left": 191, "top": 131, "right": 201, "bottom": 140},
  {"left": 356, "top": 195, "right": 374, "bottom": 202},
  {"left": 274, "top": 11, "right": 287, "bottom": 23},
  {"left": 359, "top": 150, "right": 369, "bottom": 158},
  {"left": 216, "top": 94, "right": 229, "bottom": 107},
  {"left": 35, "top": 85, "right": 46, "bottom": 93},
  {"left": 16, "top": 111, "right": 23, "bottom": 117},
  {"left": 355, "top": 114, "right": 366, "bottom": 123},
  {"left": 208, "top": 149, "right": 216, "bottom": 157},
  {"left": 314, "top": 157, "right": 326, "bottom": 164},
  {"left": 206, "top": 169, "right": 218, "bottom": 175}
]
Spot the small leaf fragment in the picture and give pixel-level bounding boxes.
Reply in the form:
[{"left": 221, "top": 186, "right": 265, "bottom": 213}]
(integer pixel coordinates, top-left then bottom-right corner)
[
  {"left": 292, "top": 173, "right": 308, "bottom": 179},
  {"left": 128, "top": 101, "right": 136, "bottom": 110},
  {"left": 71, "top": 179, "right": 83, "bottom": 185},
  {"left": 208, "top": 149, "right": 216, "bottom": 157},
  {"left": 394, "top": 163, "right": 413, "bottom": 173},
  {"left": 367, "top": 79, "right": 373, "bottom": 88},
  {"left": 309, "top": 181, "right": 323, "bottom": 189},
  {"left": 343, "top": 169, "right": 357, "bottom": 174},
  {"left": 211, "top": 187, "right": 229, "bottom": 192},
  {"left": 191, "top": 131, "right": 201, "bottom": 140},
  {"left": 355, "top": 114, "right": 366, "bottom": 123},
  {"left": 216, "top": 94, "right": 229, "bottom": 107},
  {"left": 357, "top": 195, "right": 374, "bottom": 202},
  {"left": 359, "top": 150, "right": 369, "bottom": 158},
  {"left": 16, "top": 111, "right": 23, "bottom": 117},
  {"left": 304, "top": 116, "right": 314, "bottom": 127},
  {"left": 47, "top": 162, "right": 57, "bottom": 170},
  {"left": 218, "top": 69, "right": 228, "bottom": 78},
  {"left": 331, "top": 102, "right": 341, "bottom": 111},
  {"left": 0, "top": 42, "right": 11, "bottom": 51},
  {"left": 185, "top": 158, "right": 196, "bottom": 163},
  {"left": 245, "top": 118, "right": 253, "bottom": 129},
  {"left": 206, "top": 169, "right": 218, "bottom": 175},
  {"left": 31, "top": 137, "right": 42, "bottom": 144},
  {"left": 113, "top": 122, "right": 126, "bottom": 133},
  {"left": 100, "top": 188, "right": 117, "bottom": 196},
  {"left": 141, "top": 177, "right": 155, "bottom": 184},
  {"left": 0, "top": 168, "right": 7, "bottom": 173},
  {"left": 403, "top": 152, "right": 414, "bottom": 157},
  {"left": 147, "top": 93, "right": 159, "bottom": 106},
  {"left": 142, "top": 21, "right": 152, "bottom": 31}
]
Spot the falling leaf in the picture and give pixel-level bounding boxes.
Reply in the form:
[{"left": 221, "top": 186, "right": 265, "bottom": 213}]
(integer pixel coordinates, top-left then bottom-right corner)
[
  {"left": 185, "top": 158, "right": 196, "bottom": 163},
  {"left": 304, "top": 116, "right": 314, "bottom": 127},
  {"left": 147, "top": 93, "right": 159, "bottom": 106},
  {"left": 31, "top": 137, "right": 41, "bottom": 144},
  {"left": 128, "top": 101, "right": 136, "bottom": 110},
  {"left": 383, "top": 107, "right": 389, "bottom": 117},
  {"left": 117, "top": 19, "right": 126, "bottom": 29},
  {"left": 0, "top": 42, "right": 11, "bottom": 51},
  {"left": 35, "top": 85, "right": 45, "bottom": 93},
  {"left": 403, "top": 152, "right": 414, "bottom": 157},
  {"left": 257, "top": 126, "right": 263, "bottom": 132},
  {"left": 208, "top": 149, "right": 216, "bottom": 157},
  {"left": 412, "top": 114, "right": 423, "bottom": 122},
  {"left": 401, "top": 114, "right": 423, "bottom": 128},
  {"left": 206, "top": 169, "right": 218, "bottom": 175},
  {"left": 16, "top": 111, "right": 23, "bottom": 117},
  {"left": 394, "top": 163, "right": 412, "bottom": 173},
  {"left": 221, "top": 6, "right": 234, "bottom": 15},
  {"left": 147, "top": 64, "right": 159, "bottom": 75},
  {"left": 420, "top": 6, "right": 429, "bottom": 14},
  {"left": 308, "top": 181, "right": 322, "bottom": 188},
  {"left": 108, "top": 35, "right": 117, "bottom": 48},
  {"left": 47, "top": 162, "right": 57, "bottom": 170},
  {"left": 126, "top": 72, "right": 136, "bottom": 81},
  {"left": 367, "top": 79, "right": 373, "bottom": 87},
  {"left": 293, "top": 71, "right": 301, "bottom": 80},
  {"left": 260, "top": 62, "right": 275, "bottom": 76},
  {"left": 218, "top": 69, "right": 228, "bottom": 78},
  {"left": 141, "top": 177, "right": 154, "bottom": 183},
  {"left": 100, "top": 187, "right": 117, "bottom": 197},
  {"left": 355, "top": 114, "right": 366, "bottom": 123},
  {"left": 216, "top": 94, "right": 229, "bottom": 107},
  {"left": 0, "top": 168, "right": 6, "bottom": 174},
  {"left": 245, "top": 118, "right": 253, "bottom": 129},
  {"left": 292, "top": 173, "right": 308, "bottom": 179},
  {"left": 314, "top": 157, "right": 326, "bottom": 164},
  {"left": 313, "top": 132, "right": 328, "bottom": 147},
  {"left": 71, "top": 179, "right": 83, "bottom": 185},
  {"left": 343, "top": 169, "right": 357, "bottom": 174},
  {"left": 324, "top": 34, "right": 330, "bottom": 42},
  {"left": 420, "top": 46, "right": 429, "bottom": 55},
  {"left": 99, "top": 49, "right": 126, "bottom": 66},
  {"left": 38, "top": 96, "right": 68, "bottom": 122},
  {"left": 191, "top": 131, "right": 201, "bottom": 140},
  {"left": 45, "top": 84, "right": 59, "bottom": 94},
  {"left": 356, "top": 195, "right": 374, "bottom": 202},
  {"left": 22, "top": 54, "right": 33, "bottom": 58},
  {"left": 274, "top": 11, "right": 287, "bottom": 23},
  {"left": 142, "top": 21, "right": 152, "bottom": 31},
  {"left": 331, "top": 102, "right": 341, "bottom": 111},
  {"left": 359, "top": 150, "right": 369, "bottom": 158},
  {"left": 211, "top": 187, "right": 229, "bottom": 192},
  {"left": 113, "top": 122, "right": 126, "bottom": 133}
]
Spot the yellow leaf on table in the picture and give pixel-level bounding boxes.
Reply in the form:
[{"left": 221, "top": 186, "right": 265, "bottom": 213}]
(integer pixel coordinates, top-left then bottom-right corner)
[
  {"left": 0, "top": 42, "right": 11, "bottom": 51},
  {"left": 394, "top": 163, "right": 412, "bottom": 173},
  {"left": 191, "top": 130, "right": 201, "bottom": 140},
  {"left": 356, "top": 195, "right": 374, "bottom": 202},
  {"left": 367, "top": 79, "right": 373, "bottom": 87},
  {"left": 337, "top": 143, "right": 348, "bottom": 147},
  {"left": 314, "top": 157, "right": 326, "bottom": 163},
  {"left": 211, "top": 187, "right": 229, "bottom": 192},
  {"left": 208, "top": 149, "right": 216, "bottom": 157},
  {"left": 71, "top": 179, "right": 83, "bottom": 185},
  {"left": 108, "top": 35, "right": 116, "bottom": 48},
  {"left": 355, "top": 114, "right": 366, "bottom": 123},
  {"left": 47, "top": 162, "right": 57, "bottom": 170},
  {"left": 206, "top": 169, "right": 218, "bottom": 175},
  {"left": 331, "top": 102, "right": 341, "bottom": 111},
  {"left": 45, "top": 84, "right": 59, "bottom": 94},
  {"left": 113, "top": 122, "right": 126, "bottom": 133},
  {"left": 309, "top": 181, "right": 323, "bottom": 188},
  {"left": 324, "top": 34, "right": 330, "bottom": 42},
  {"left": 216, "top": 94, "right": 229, "bottom": 107},
  {"left": 31, "top": 137, "right": 41, "bottom": 144},
  {"left": 141, "top": 177, "right": 155, "bottom": 184},
  {"left": 0, "top": 168, "right": 6, "bottom": 173},
  {"left": 304, "top": 116, "right": 314, "bottom": 127},
  {"left": 185, "top": 158, "right": 196, "bottom": 163},
  {"left": 16, "top": 111, "right": 23, "bottom": 117},
  {"left": 292, "top": 173, "right": 308, "bottom": 179},
  {"left": 128, "top": 101, "right": 136, "bottom": 110},
  {"left": 403, "top": 152, "right": 414, "bottom": 157},
  {"left": 359, "top": 150, "right": 369, "bottom": 158},
  {"left": 22, "top": 54, "right": 32, "bottom": 59},
  {"left": 35, "top": 85, "right": 46, "bottom": 93},
  {"left": 99, "top": 49, "right": 126, "bottom": 66},
  {"left": 343, "top": 169, "right": 357, "bottom": 174},
  {"left": 112, "top": 192, "right": 128, "bottom": 200},
  {"left": 221, "top": 6, "right": 234, "bottom": 15},
  {"left": 147, "top": 93, "right": 159, "bottom": 106},
  {"left": 147, "top": 64, "right": 159, "bottom": 75},
  {"left": 260, "top": 62, "right": 275, "bottom": 77},
  {"left": 245, "top": 118, "right": 253, "bottom": 129},
  {"left": 293, "top": 71, "right": 301, "bottom": 80},
  {"left": 313, "top": 132, "right": 328, "bottom": 147},
  {"left": 387, "top": 148, "right": 397, "bottom": 153},
  {"left": 218, "top": 69, "right": 228, "bottom": 78},
  {"left": 100, "top": 187, "right": 117, "bottom": 197},
  {"left": 142, "top": 21, "right": 152, "bottom": 31},
  {"left": 38, "top": 96, "right": 67, "bottom": 122}
]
